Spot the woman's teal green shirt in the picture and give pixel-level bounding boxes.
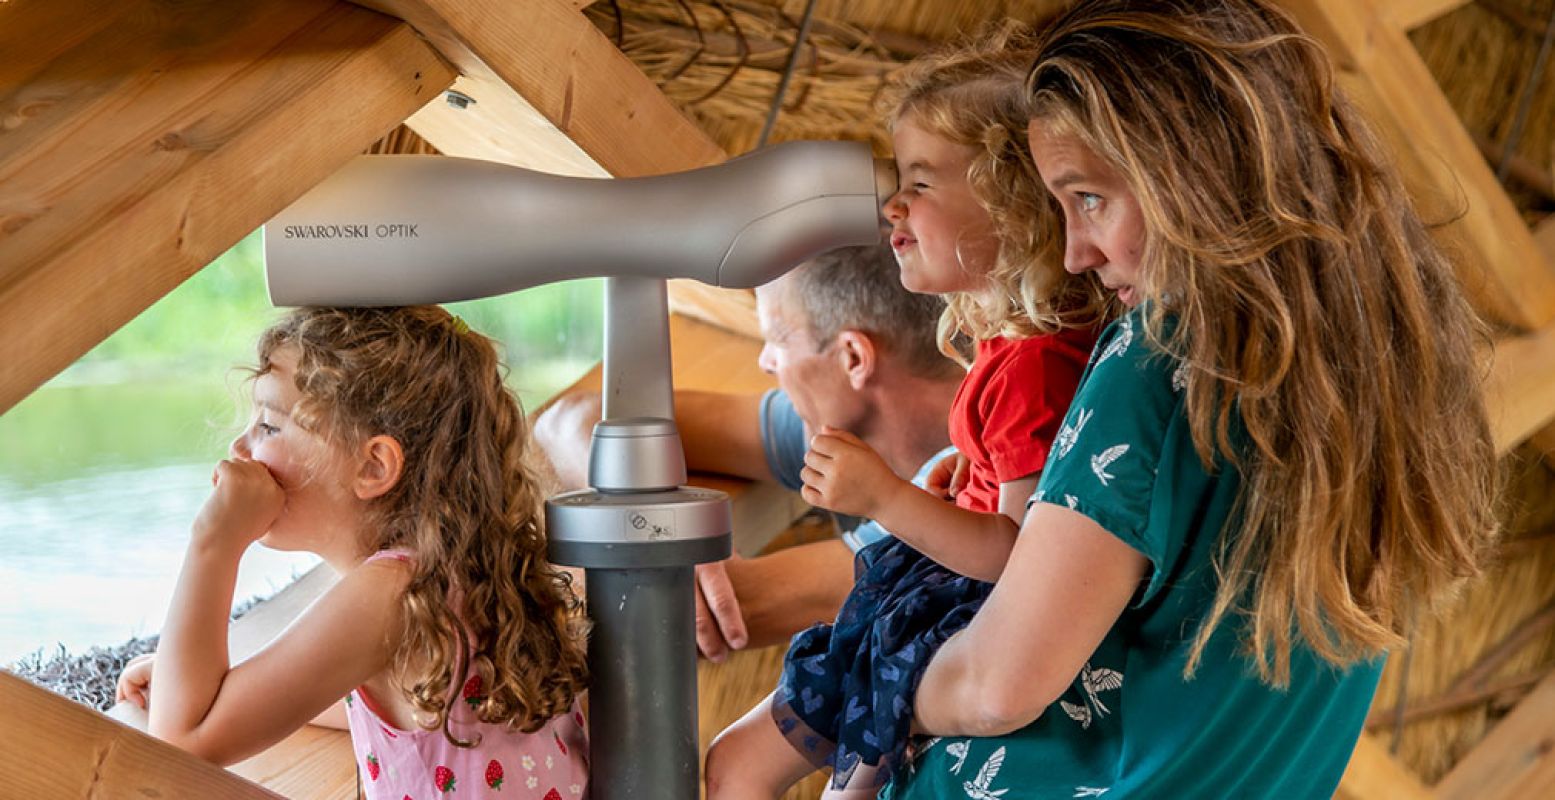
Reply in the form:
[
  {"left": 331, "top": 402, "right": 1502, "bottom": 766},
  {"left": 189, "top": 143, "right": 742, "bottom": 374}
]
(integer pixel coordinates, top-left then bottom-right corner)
[{"left": 884, "top": 310, "right": 1383, "bottom": 799}]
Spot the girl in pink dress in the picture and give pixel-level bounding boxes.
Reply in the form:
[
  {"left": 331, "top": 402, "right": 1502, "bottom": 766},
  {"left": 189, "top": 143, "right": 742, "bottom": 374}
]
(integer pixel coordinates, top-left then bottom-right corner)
[{"left": 117, "top": 306, "right": 589, "bottom": 799}]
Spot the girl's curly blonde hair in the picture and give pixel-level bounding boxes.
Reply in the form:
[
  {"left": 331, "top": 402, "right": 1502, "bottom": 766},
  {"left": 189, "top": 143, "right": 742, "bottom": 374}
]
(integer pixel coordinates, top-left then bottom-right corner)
[
  {"left": 880, "top": 18, "right": 1112, "bottom": 360},
  {"left": 255, "top": 305, "right": 588, "bottom": 742}
]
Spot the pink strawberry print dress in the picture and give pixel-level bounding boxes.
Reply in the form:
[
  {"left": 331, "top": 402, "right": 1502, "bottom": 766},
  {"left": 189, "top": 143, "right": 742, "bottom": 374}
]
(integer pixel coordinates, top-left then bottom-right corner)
[
  {"left": 345, "top": 674, "right": 588, "bottom": 799},
  {"left": 344, "top": 551, "right": 589, "bottom": 798}
]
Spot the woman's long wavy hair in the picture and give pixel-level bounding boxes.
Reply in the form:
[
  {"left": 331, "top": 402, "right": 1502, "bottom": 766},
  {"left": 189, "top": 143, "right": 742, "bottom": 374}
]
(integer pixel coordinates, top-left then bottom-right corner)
[
  {"left": 881, "top": 20, "right": 1113, "bottom": 360},
  {"left": 1025, "top": 0, "right": 1499, "bottom": 685},
  {"left": 255, "top": 306, "right": 588, "bottom": 740}
]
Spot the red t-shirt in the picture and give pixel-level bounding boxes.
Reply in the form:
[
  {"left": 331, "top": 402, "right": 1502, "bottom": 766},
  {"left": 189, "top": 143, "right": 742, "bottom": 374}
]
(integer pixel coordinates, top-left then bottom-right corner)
[{"left": 947, "top": 327, "right": 1097, "bottom": 514}]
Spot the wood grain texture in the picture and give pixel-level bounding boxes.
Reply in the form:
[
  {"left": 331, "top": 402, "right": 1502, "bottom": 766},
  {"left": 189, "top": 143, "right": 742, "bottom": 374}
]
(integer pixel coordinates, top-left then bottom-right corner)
[
  {"left": 0, "top": 0, "right": 456, "bottom": 414},
  {"left": 1434, "top": 670, "right": 1555, "bottom": 800},
  {"left": 0, "top": 670, "right": 283, "bottom": 799},
  {"left": 1381, "top": 0, "right": 1474, "bottom": 30},
  {"left": 1335, "top": 732, "right": 1435, "bottom": 800},
  {"left": 354, "top": 0, "right": 726, "bottom": 178},
  {"left": 1485, "top": 326, "right": 1555, "bottom": 453}
]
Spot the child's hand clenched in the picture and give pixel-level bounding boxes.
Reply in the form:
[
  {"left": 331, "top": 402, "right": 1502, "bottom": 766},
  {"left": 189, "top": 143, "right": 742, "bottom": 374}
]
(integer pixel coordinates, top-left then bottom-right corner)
[
  {"left": 192, "top": 458, "right": 285, "bottom": 548},
  {"left": 925, "top": 452, "right": 970, "bottom": 501},
  {"left": 116, "top": 653, "right": 155, "bottom": 709},
  {"left": 801, "top": 427, "right": 908, "bottom": 519}
]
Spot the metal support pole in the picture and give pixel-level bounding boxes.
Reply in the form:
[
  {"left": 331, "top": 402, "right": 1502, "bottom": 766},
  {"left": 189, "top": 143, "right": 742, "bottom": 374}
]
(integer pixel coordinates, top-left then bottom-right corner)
[
  {"left": 585, "top": 567, "right": 699, "bottom": 793},
  {"left": 548, "top": 276, "right": 731, "bottom": 800}
]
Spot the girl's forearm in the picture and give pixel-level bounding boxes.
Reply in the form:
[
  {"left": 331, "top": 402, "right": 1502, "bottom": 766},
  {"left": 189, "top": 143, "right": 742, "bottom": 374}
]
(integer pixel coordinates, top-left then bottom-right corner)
[
  {"left": 148, "top": 536, "right": 245, "bottom": 746},
  {"left": 870, "top": 484, "right": 1018, "bottom": 581}
]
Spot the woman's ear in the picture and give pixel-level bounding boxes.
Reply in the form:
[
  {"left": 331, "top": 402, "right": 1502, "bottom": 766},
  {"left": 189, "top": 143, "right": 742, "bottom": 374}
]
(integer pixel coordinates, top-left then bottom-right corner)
[
  {"left": 355, "top": 434, "right": 405, "bottom": 500},
  {"left": 834, "top": 330, "right": 878, "bottom": 391}
]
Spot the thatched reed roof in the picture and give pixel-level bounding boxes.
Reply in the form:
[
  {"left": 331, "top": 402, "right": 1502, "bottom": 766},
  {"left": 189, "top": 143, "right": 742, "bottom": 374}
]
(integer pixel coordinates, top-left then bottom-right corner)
[
  {"left": 1413, "top": 0, "right": 1555, "bottom": 220},
  {"left": 586, "top": 0, "right": 1555, "bottom": 224},
  {"left": 582, "top": 0, "right": 1068, "bottom": 153}
]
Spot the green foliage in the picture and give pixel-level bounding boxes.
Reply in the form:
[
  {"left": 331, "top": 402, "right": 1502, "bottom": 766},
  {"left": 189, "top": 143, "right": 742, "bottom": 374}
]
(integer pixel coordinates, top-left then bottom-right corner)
[
  {"left": 0, "top": 230, "right": 605, "bottom": 482},
  {"left": 73, "top": 235, "right": 280, "bottom": 370}
]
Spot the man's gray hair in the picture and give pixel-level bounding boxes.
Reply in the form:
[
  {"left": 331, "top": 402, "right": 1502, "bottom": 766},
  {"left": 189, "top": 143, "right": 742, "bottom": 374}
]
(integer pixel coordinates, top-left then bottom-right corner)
[{"left": 791, "top": 243, "right": 957, "bottom": 379}]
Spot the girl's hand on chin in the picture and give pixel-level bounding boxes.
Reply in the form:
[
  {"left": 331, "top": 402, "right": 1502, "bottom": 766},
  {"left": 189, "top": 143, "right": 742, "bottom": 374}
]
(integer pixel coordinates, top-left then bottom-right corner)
[{"left": 193, "top": 458, "right": 285, "bottom": 548}]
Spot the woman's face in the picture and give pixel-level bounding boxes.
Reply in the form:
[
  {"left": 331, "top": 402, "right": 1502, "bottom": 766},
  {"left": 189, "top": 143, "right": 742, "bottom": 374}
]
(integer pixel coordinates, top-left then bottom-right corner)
[
  {"left": 882, "top": 113, "right": 999, "bottom": 295},
  {"left": 1028, "top": 120, "right": 1147, "bottom": 307}
]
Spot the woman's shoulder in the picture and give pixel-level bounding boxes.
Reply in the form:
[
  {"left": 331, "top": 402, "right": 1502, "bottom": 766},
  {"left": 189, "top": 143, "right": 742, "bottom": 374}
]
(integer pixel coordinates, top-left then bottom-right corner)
[{"left": 1080, "top": 308, "right": 1186, "bottom": 391}]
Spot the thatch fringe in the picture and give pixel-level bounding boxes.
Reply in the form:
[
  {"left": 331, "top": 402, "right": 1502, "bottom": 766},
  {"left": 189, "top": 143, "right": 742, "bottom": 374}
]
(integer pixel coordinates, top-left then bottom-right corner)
[
  {"left": 9, "top": 637, "right": 159, "bottom": 712},
  {"left": 1370, "top": 447, "right": 1555, "bottom": 783},
  {"left": 587, "top": 0, "right": 910, "bottom": 154}
]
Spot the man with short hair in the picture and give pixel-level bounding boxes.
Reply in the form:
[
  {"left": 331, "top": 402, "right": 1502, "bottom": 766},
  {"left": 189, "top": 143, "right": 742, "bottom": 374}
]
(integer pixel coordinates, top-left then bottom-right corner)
[{"left": 534, "top": 243, "right": 962, "bottom": 660}]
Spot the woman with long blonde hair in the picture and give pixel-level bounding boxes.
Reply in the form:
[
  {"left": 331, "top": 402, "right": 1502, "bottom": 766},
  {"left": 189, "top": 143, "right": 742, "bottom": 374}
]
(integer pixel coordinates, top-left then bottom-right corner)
[{"left": 891, "top": 1, "right": 1498, "bottom": 797}]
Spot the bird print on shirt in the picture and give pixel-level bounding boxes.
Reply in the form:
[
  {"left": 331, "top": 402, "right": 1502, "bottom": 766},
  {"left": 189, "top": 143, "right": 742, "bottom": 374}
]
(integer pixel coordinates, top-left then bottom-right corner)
[
  {"left": 946, "top": 740, "right": 971, "bottom": 775},
  {"left": 1091, "top": 444, "right": 1129, "bottom": 486},
  {"left": 963, "top": 746, "right": 1009, "bottom": 799},
  {"left": 1096, "top": 315, "right": 1133, "bottom": 366},
  {"left": 1059, "top": 663, "right": 1125, "bottom": 730},
  {"left": 1054, "top": 408, "right": 1093, "bottom": 460}
]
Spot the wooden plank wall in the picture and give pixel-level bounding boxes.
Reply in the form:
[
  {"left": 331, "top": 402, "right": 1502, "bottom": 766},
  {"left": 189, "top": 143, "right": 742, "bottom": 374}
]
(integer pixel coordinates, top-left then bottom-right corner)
[{"left": 0, "top": 0, "right": 456, "bottom": 415}]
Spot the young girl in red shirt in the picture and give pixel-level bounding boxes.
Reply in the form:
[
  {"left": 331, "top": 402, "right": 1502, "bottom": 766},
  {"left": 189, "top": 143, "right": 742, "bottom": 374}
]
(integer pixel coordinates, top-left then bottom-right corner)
[{"left": 705, "top": 23, "right": 1108, "bottom": 798}]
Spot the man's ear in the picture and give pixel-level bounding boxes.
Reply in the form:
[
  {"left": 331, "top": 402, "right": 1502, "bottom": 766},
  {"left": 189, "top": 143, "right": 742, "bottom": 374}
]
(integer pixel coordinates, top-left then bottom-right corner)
[
  {"left": 834, "top": 330, "right": 878, "bottom": 391},
  {"left": 355, "top": 434, "right": 405, "bottom": 500}
]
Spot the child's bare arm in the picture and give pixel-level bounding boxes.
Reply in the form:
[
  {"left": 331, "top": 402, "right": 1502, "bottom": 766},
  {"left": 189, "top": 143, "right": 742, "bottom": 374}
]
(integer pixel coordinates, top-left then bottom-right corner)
[
  {"left": 802, "top": 428, "right": 1020, "bottom": 581},
  {"left": 149, "top": 459, "right": 404, "bottom": 764},
  {"left": 152, "top": 553, "right": 406, "bottom": 763},
  {"left": 309, "top": 699, "right": 350, "bottom": 730}
]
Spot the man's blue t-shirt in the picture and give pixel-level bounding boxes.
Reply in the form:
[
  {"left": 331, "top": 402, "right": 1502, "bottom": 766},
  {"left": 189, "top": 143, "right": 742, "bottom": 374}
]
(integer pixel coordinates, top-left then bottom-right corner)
[{"left": 759, "top": 389, "right": 953, "bottom": 552}]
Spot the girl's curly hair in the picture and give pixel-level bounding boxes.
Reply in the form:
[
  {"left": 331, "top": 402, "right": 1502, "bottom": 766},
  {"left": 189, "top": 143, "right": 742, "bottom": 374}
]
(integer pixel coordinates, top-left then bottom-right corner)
[
  {"left": 880, "top": 18, "right": 1114, "bottom": 361},
  {"left": 256, "top": 305, "right": 588, "bottom": 742}
]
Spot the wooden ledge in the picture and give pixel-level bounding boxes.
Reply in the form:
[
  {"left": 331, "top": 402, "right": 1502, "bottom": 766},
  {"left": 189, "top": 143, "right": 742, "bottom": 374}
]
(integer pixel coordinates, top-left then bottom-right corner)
[
  {"left": 106, "top": 565, "right": 357, "bottom": 799},
  {"left": 1, "top": 670, "right": 281, "bottom": 799}
]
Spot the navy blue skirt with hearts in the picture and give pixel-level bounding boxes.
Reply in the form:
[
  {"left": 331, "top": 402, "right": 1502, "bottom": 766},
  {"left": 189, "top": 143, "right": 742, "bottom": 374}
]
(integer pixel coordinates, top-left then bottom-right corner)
[{"left": 770, "top": 536, "right": 993, "bottom": 790}]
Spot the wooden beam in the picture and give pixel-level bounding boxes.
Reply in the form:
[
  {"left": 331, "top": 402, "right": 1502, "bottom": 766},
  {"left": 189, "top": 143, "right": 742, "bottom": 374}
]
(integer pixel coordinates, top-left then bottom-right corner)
[
  {"left": 0, "top": 0, "right": 456, "bottom": 415},
  {"left": 1476, "top": 133, "right": 1555, "bottom": 203},
  {"left": 667, "top": 282, "right": 763, "bottom": 340},
  {"left": 1529, "top": 422, "right": 1555, "bottom": 466},
  {"left": 1434, "top": 670, "right": 1555, "bottom": 800},
  {"left": 353, "top": 0, "right": 725, "bottom": 178},
  {"left": 1279, "top": 0, "right": 1555, "bottom": 331},
  {"left": 0, "top": 671, "right": 280, "bottom": 799},
  {"left": 404, "top": 74, "right": 609, "bottom": 178},
  {"left": 1336, "top": 731, "right": 1435, "bottom": 800},
  {"left": 1485, "top": 325, "right": 1555, "bottom": 453},
  {"left": 1533, "top": 211, "right": 1555, "bottom": 266},
  {"left": 1380, "top": 0, "right": 1474, "bottom": 31}
]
